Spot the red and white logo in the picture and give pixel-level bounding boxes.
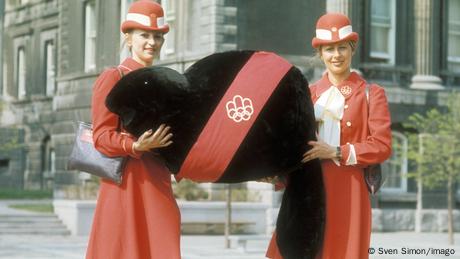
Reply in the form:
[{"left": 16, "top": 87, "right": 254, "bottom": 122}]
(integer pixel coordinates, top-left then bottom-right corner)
[{"left": 226, "top": 95, "right": 254, "bottom": 123}]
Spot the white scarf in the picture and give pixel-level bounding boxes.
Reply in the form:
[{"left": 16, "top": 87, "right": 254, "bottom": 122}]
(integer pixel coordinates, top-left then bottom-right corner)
[{"left": 314, "top": 86, "right": 345, "bottom": 165}]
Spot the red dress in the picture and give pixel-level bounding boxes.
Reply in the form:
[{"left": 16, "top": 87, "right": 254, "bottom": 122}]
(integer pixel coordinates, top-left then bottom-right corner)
[
  {"left": 266, "top": 72, "right": 392, "bottom": 259},
  {"left": 86, "top": 58, "right": 181, "bottom": 259}
]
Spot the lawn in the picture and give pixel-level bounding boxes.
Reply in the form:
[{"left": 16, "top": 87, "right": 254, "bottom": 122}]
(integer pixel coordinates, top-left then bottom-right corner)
[
  {"left": 0, "top": 189, "right": 53, "bottom": 199},
  {"left": 8, "top": 203, "right": 54, "bottom": 213}
]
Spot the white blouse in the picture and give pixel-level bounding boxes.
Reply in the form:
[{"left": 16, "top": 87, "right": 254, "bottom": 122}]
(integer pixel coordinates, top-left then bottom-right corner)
[{"left": 314, "top": 86, "right": 357, "bottom": 166}]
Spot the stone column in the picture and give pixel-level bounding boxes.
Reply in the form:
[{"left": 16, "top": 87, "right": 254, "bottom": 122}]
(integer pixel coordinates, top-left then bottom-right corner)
[
  {"left": 175, "top": 0, "right": 188, "bottom": 72},
  {"left": 0, "top": 2, "right": 4, "bottom": 96},
  {"left": 326, "top": 0, "right": 351, "bottom": 16},
  {"left": 410, "top": 0, "right": 443, "bottom": 89}
]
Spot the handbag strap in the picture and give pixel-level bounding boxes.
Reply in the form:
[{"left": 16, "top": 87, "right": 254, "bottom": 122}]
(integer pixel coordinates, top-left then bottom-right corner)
[
  {"left": 365, "top": 83, "right": 371, "bottom": 131},
  {"left": 114, "top": 66, "right": 125, "bottom": 132}
]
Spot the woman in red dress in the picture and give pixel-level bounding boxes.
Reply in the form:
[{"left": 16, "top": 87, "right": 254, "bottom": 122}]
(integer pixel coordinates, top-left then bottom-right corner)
[
  {"left": 266, "top": 13, "right": 392, "bottom": 259},
  {"left": 86, "top": 1, "right": 181, "bottom": 258}
]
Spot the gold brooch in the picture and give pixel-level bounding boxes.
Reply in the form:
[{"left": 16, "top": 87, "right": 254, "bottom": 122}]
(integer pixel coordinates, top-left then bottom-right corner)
[{"left": 340, "top": 85, "right": 352, "bottom": 96}]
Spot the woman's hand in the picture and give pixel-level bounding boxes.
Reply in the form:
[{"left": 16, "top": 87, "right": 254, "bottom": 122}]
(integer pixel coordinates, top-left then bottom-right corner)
[
  {"left": 301, "top": 140, "right": 337, "bottom": 163},
  {"left": 133, "top": 124, "right": 173, "bottom": 152}
]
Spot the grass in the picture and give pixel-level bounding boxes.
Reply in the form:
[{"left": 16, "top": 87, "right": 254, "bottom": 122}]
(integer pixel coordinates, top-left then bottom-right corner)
[
  {"left": 8, "top": 203, "right": 54, "bottom": 213},
  {"left": 0, "top": 189, "right": 53, "bottom": 200}
]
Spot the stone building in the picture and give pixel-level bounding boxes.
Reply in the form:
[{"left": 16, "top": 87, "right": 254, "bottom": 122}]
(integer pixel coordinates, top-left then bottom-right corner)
[
  {"left": 1, "top": 0, "right": 459, "bottom": 211},
  {"left": 1, "top": 0, "right": 58, "bottom": 189}
]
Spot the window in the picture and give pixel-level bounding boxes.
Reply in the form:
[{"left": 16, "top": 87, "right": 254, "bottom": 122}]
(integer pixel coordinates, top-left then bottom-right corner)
[
  {"left": 45, "top": 40, "right": 56, "bottom": 96},
  {"left": 370, "top": 0, "right": 396, "bottom": 64},
  {"left": 447, "top": 0, "right": 460, "bottom": 72},
  {"left": 119, "top": 0, "right": 135, "bottom": 62},
  {"left": 160, "top": 0, "right": 176, "bottom": 59},
  {"left": 382, "top": 132, "right": 408, "bottom": 192},
  {"left": 84, "top": 0, "right": 96, "bottom": 72},
  {"left": 16, "top": 47, "right": 26, "bottom": 99}
]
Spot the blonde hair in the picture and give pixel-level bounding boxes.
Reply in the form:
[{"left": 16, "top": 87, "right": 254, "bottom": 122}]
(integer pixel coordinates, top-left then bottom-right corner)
[{"left": 120, "top": 31, "right": 133, "bottom": 53}]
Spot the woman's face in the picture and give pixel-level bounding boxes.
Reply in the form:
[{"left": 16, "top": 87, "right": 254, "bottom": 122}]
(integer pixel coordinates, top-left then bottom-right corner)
[
  {"left": 126, "top": 29, "right": 165, "bottom": 66},
  {"left": 319, "top": 41, "right": 354, "bottom": 78}
]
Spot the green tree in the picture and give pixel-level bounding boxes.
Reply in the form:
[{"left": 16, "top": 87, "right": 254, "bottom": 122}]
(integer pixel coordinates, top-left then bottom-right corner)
[
  {"left": 405, "top": 92, "right": 460, "bottom": 244},
  {"left": 172, "top": 179, "right": 208, "bottom": 201},
  {"left": 0, "top": 101, "right": 19, "bottom": 152}
]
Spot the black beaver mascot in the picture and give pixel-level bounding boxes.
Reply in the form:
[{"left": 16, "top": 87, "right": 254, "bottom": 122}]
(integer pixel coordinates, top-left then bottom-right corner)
[{"left": 106, "top": 50, "right": 324, "bottom": 259}]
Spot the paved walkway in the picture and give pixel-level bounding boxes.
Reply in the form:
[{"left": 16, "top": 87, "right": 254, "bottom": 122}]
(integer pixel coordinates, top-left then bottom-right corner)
[
  {"left": 1, "top": 201, "right": 460, "bottom": 258},
  {"left": 1, "top": 233, "right": 460, "bottom": 259}
]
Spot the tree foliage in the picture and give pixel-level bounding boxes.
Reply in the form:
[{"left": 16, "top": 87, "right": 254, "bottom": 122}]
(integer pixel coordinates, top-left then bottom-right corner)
[
  {"left": 0, "top": 101, "right": 20, "bottom": 152},
  {"left": 405, "top": 92, "right": 460, "bottom": 189}
]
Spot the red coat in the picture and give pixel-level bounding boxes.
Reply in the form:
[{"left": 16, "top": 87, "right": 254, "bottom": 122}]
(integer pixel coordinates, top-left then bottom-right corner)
[
  {"left": 313, "top": 72, "right": 392, "bottom": 166},
  {"left": 267, "top": 72, "right": 392, "bottom": 259},
  {"left": 86, "top": 58, "right": 181, "bottom": 259}
]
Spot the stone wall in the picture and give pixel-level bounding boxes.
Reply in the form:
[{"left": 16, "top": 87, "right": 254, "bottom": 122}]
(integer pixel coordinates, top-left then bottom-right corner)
[
  {"left": 372, "top": 209, "right": 460, "bottom": 232},
  {"left": 0, "top": 127, "right": 25, "bottom": 188},
  {"left": 53, "top": 199, "right": 460, "bottom": 236},
  {"left": 1, "top": 0, "right": 58, "bottom": 189}
]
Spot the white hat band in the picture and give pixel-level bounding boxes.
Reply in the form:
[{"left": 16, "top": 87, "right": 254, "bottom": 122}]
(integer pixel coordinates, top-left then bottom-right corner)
[
  {"left": 157, "top": 17, "right": 165, "bottom": 27},
  {"left": 126, "top": 13, "right": 166, "bottom": 28},
  {"left": 126, "top": 13, "right": 151, "bottom": 26},
  {"left": 316, "top": 25, "right": 353, "bottom": 40},
  {"left": 338, "top": 25, "right": 353, "bottom": 39},
  {"left": 316, "top": 29, "right": 332, "bottom": 40}
]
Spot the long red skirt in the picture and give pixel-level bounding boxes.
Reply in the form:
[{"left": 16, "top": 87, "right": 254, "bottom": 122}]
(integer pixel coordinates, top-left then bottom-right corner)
[
  {"left": 266, "top": 161, "right": 371, "bottom": 259},
  {"left": 86, "top": 157, "right": 181, "bottom": 259}
]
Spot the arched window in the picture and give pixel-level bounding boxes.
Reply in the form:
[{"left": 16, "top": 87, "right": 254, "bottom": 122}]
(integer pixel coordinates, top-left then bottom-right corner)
[
  {"left": 45, "top": 40, "right": 56, "bottom": 96},
  {"left": 84, "top": 0, "right": 96, "bottom": 72},
  {"left": 16, "top": 47, "right": 26, "bottom": 99},
  {"left": 382, "top": 131, "right": 408, "bottom": 192}
]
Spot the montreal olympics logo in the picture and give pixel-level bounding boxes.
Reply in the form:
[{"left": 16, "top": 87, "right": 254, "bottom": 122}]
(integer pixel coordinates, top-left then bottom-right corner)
[{"left": 225, "top": 95, "right": 254, "bottom": 123}]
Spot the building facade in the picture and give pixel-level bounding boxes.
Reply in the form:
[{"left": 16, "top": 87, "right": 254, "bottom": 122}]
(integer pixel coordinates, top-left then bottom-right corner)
[
  {"left": 1, "top": 0, "right": 459, "bottom": 209},
  {"left": 1, "top": 0, "right": 58, "bottom": 189}
]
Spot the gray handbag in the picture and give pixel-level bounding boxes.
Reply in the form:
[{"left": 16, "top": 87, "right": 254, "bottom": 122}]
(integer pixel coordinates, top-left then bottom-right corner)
[
  {"left": 363, "top": 83, "right": 384, "bottom": 195},
  {"left": 67, "top": 121, "right": 126, "bottom": 185},
  {"left": 67, "top": 67, "right": 126, "bottom": 185}
]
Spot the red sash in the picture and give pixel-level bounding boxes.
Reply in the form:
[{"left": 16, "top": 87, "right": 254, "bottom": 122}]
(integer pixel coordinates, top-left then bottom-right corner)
[{"left": 176, "top": 52, "right": 292, "bottom": 182}]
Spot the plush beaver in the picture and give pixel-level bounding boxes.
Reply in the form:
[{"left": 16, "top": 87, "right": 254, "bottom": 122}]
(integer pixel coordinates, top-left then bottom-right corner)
[{"left": 106, "top": 50, "right": 324, "bottom": 259}]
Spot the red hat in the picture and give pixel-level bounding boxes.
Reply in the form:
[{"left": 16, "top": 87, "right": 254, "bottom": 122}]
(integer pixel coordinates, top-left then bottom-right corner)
[
  {"left": 311, "top": 13, "right": 358, "bottom": 48},
  {"left": 121, "top": 0, "right": 169, "bottom": 34}
]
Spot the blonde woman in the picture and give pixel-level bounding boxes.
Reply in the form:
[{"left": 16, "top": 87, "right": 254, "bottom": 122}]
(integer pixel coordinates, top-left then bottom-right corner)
[
  {"left": 86, "top": 1, "right": 180, "bottom": 258},
  {"left": 267, "top": 13, "right": 392, "bottom": 259}
]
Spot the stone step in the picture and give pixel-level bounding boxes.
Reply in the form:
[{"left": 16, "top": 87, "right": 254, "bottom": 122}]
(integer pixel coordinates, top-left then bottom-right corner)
[
  {"left": 0, "top": 214, "right": 70, "bottom": 235},
  {"left": 0, "top": 221, "right": 65, "bottom": 228},
  {"left": 0, "top": 214, "right": 58, "bottom": 218},
  {"left": 0, "top": 216, "right": 61, "bottom": 223},
  {"left": 0, "top": 228, "right": 71, "bottom": 235}
]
